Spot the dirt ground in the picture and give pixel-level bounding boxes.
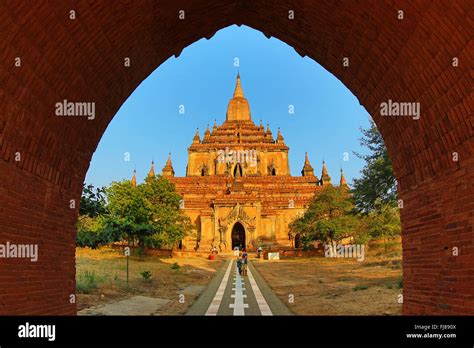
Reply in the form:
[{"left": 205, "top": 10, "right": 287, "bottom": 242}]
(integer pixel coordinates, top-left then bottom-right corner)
[
  {"left": 75, "top": 247, "right": 223, "bottom": 315},
  {"left": 252, "top": 241, "right": 403, "bottom": 315},
  {"left": 77, "top": 240, "right": 402, "bottom": 316}
]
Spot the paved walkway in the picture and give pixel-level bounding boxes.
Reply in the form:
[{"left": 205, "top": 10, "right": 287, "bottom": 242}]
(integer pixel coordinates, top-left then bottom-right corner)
[
  {"left": 78, "top": 295, "right": 170, "bottom": 316},
  {"left": 187, "top": 259, "right": 292, "bottom": 316}
]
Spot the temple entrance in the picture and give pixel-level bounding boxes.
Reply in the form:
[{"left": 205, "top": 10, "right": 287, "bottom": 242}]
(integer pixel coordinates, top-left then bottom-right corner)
[
  {"left": 231, "top": 222, "right": 246, "bottom": 250},
  {"left": 233, "top": 163, "right": 243, "bottom": 177}
]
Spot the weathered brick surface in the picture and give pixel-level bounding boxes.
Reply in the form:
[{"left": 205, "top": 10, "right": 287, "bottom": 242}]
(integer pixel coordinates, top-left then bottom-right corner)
[{"left": 0, "top": 0, "right": 472, "bottom": 315}]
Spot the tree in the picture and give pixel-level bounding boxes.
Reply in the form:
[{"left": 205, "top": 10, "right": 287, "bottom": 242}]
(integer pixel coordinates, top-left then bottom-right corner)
[
  {"left": 103, "top": 180, "right": 153, "bottom": 256},
  {"left": 76, "top": 215, "right": 122, "bottom": 248},
  {"left": 104, "top": 176, "right": 194, "bottom": 258},
  {"left": 140, "top": 175, "right": 194, "bottom": 249},
  {"left": 80, "top": 184, "right": 107, "bottom": 217},
  {"left": 290, "top": 186, "right": 359, "bottom": 247},
  {"left": 77, "top": 184, "right": 119, "bottom": 248},
  {"left": 352, "top": 121, "right": 397, "bottom": 213},
  {"left": 351, "top": 121, "right": 402, "bottom": 252},
  {"left": 367, "top": 199, "right": 401, "bottom": 253}
]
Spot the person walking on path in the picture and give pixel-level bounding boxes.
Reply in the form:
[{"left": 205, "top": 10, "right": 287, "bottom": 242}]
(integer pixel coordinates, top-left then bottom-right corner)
[
  {"left": 241, "top": 249, "right": 248, "bottom": 276},
  {"left": 237, "top": 250, "right": 243, "bottom": 275}
]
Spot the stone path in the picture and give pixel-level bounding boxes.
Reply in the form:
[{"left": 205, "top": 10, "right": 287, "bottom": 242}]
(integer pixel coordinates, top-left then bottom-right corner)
[
  {"left": 187, "top": 259, "right": 292, "bottom": 316},
  {"left": 78, "top": 295, "right": 170, "bottom": 316}
]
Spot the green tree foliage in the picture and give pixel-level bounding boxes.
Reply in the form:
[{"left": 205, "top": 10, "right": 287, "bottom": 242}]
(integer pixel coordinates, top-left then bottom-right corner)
[
  {"left": 80, "top": 184, "right": 107, "bottom": 217},
  {"left": 139, "top": 175, "right": 194, "bottom": 249},
  {"left": 77, "top": 176, "right": 193, "bottom": 252},
  {"left": 105, "top": 180, "right": 154, "bottom": 241},
  {"left": 76, "top": 215, "right": 121, "bottom": 248},
  {"left": 76, "top": 215, "right": 102, "bottom": 248},
  {"left": 351, "top": 121, "right": 401, "bottom": 247},
  {"left": 352, "top": 121, "right": 397, "bottom": 213},
  {"left": 367, "top": 199, "right": 401, "bottom": 252},
  {"left": 77, "top": 184, "right": 114, "bottom": 248},
  {"left": 289, "top": 122, "right": 401, "bottom": 252},
  {"left": 290, "top": 186, "right": 359, "bottom": 247},
  {"left": 104, "top": 175, "right": 194, "bottom": 253}
]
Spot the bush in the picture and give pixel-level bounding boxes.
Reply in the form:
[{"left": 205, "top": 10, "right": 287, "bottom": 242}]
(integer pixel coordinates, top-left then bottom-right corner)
[
  {"left": 171, "top": 262, "right": 180, "bottom": 270},
  {"left": 76, "top": 270, "right": 104, "bottom": 293},
  {"left": 140, "top": 270, "right": 152, "bottom": 282},
  {"left": 396, "top": 278, "right": 403, "bottom": 289},
  {"left": 76, "top": 215, "right": 122, "bottom": 248},
  {"left": 353, "top": 285, "right": 369, "bottom": 291},
  {"left": 135, "top": 246, "right": 145, "bottom": 260},
  {"left": 387, "top": 278, "right": 403, "bottom": 290},
  {"left": 76, "top": 229, "right": 97, "bottom": 248}
]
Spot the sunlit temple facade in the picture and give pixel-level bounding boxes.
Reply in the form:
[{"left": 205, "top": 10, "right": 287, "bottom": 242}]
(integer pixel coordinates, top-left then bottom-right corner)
[{"left": 139, "top": 74, "right": 347, "bottom": 251}]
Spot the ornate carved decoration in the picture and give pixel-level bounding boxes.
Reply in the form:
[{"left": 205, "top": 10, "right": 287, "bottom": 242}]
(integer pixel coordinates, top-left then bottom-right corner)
[{"left": 217, "top": 203, "right": 256, "bottom": 244}]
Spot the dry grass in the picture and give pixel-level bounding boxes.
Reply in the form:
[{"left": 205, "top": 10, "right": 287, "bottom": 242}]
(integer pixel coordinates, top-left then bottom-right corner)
[
  {"left": 76, "top": 239, "right": 403, "bottom": 316},
  {"left": 75, "top": 247, "right": 222, "bottom": 315},
  {"left": 252, "top": 239, "right": 403, "bottom": 315}
]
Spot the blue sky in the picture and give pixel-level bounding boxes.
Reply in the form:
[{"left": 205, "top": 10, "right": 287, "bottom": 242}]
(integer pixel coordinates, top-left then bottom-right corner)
[{"left": 85, "top": 25, "right": 372, "bottom": 188}]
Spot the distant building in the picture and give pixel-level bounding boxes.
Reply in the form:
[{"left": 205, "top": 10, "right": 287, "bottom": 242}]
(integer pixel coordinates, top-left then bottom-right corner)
[{"left": 142, "top": 74, "right": 348, "bottom": 251}]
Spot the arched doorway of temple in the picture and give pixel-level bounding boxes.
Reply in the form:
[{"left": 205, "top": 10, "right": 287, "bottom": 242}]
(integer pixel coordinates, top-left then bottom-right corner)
[
  {"left": 231, "top": 222, "right": 246, "bottom": 250},
  {"left": 233, "top": 163, "right": 243, "bottom": 178}
]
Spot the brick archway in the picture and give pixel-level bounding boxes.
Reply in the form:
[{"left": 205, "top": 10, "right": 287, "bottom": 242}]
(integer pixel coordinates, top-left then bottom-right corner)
[{"left": 0, "top": 1, "right": 471, "bottom": 315}]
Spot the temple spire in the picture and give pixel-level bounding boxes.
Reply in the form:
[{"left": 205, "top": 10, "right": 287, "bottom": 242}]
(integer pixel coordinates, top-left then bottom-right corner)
[
  {"left": 340, "top": 168, "right": 348, "bottom": 187},
  {"left": 320, "top": 160, "right": 332, "bottom": 186},
  {"left": 162, "top": 152, "right": 175, "bottom": 177},
  {"left": 203, "top": 124, "right": 211, "bottom": 143},
  {"left": 233, "top": 72, "right": 245, "bottom": 98},
  {"left": 193, "top": 128, "right": 201, "bottom": 144},
  {"left": 226, "top": 73, "right": 252, "bottom": 122},
  {"left": 265, "top": 123, "right": 274, "bottom": 142},
  {"left": 276, "top": 127, "right": 285, "bottom": 144},
  {"left": 131, "top": 168, "right": 137, "bottom": 187},
  {"left": 301, "top": 152, "right": 315, "bottom": 177},
  {"left": 147, "top": 160, "right": 155, "bottom": 180},
  {"left": 322, "top": 160, "right": 328, "bottom": 175}
]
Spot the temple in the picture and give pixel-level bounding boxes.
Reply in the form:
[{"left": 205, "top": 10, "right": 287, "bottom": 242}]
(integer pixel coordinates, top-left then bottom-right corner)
[{"left": 145, "top": 74, "right": 348, "bottom": 251}]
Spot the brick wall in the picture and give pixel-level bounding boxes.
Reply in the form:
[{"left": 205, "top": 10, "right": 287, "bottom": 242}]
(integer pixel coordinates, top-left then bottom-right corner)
[{"left": 0, "top": 0, "right": 472, "bottom": 315}]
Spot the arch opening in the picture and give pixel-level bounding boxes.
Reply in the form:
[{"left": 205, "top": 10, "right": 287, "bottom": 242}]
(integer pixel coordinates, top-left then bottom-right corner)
[
  {"left": 233, "top": 163, "right": 243, "bottom": 178},
  {"left": 0, "top": 2, "right": 470, "bottom": 317},
  {"left": 231, "top": 222, "right": 246, "bottom": 250}
]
